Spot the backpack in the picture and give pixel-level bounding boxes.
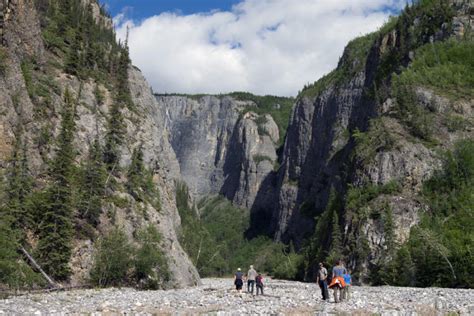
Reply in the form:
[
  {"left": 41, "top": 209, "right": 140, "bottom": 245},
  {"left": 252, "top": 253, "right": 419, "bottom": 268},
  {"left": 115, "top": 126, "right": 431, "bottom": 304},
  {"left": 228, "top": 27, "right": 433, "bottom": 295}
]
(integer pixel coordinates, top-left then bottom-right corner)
[
  {"left": 343, "top": 273, "right": 351, "bottom": 285},
  {"left": 256, "top": 275, "right": 263, "bottom": 285}
]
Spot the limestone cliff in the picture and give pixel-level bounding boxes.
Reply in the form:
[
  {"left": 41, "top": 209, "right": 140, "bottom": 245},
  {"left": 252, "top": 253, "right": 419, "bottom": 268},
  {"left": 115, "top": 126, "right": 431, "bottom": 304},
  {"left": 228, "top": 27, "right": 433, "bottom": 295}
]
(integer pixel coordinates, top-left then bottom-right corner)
[
  {"left": 253, "top": 0, "right": 474, "bottom": 277},
  {"left": 157, "top": 95, "right": 280, "bottom": 209},
  {"left": 0, "top": 0, "right": 199, "bottom": 287}
]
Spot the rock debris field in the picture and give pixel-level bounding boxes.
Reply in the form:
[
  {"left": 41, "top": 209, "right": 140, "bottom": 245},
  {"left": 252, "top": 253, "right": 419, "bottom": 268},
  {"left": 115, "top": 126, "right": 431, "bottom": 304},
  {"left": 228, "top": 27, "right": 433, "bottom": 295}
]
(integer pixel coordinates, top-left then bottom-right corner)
[{"left": 1, "top": 278, "right": 474, "bottom": 315}]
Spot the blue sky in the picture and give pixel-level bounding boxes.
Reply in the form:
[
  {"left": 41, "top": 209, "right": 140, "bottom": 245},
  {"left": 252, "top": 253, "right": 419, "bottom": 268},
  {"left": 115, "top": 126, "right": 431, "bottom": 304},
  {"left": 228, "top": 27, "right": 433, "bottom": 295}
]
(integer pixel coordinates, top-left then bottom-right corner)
[
  {"left": 111, "top": 0, "right": 405, "bottom": 96},
  {"left": 102, "top": 0, "right": 242, "bottom": 19}
]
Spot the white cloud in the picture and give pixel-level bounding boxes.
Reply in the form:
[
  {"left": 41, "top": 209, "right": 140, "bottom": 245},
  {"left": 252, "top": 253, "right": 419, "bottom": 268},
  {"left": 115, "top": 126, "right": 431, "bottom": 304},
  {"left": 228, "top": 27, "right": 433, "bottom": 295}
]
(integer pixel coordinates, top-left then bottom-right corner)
[{"left": 115, "top": 0, "right": 404, "bottom": 96}]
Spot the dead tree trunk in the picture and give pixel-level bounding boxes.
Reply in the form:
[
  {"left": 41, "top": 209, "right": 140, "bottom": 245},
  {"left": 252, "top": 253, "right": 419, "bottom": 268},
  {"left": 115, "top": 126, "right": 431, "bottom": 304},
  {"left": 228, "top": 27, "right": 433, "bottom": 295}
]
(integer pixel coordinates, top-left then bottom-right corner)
[{"left": 20, "top": 247, "right": 58, "bottom": 288}]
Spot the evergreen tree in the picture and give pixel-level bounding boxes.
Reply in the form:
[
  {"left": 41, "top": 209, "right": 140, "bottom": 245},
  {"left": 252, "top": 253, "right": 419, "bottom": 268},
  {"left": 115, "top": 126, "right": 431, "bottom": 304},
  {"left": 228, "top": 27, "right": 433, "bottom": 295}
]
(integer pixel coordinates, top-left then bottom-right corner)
[
  {"left": 327, "top": 209, "right": 343, "bottom": 264},
  {"left": 3, "top": 129, "right": 33, "bottom": 236},
  {"left": 79, "top": 137, "right": 106, "bottom": 227},
  {"left": 126, "top": 146, "right": 146, "bottom": 201},
  {"left": 103, "top": 99, "right": 125, "bottom": 169},
  {"left": 36, "top": 88, "right": 77, "bottom": 280},
  {"left": 64, "top": 32, "right": 82, "bottom": 77},
  {"left": 115, "top": 44, "right": 134, "bottom": 111}
]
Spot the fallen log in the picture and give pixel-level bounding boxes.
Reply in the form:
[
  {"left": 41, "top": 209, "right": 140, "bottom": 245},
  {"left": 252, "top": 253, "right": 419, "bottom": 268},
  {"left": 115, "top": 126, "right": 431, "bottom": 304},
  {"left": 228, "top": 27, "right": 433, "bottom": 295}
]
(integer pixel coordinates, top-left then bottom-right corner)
[{"left": 20, "top": 246, "right": 58, "bottom": 289}]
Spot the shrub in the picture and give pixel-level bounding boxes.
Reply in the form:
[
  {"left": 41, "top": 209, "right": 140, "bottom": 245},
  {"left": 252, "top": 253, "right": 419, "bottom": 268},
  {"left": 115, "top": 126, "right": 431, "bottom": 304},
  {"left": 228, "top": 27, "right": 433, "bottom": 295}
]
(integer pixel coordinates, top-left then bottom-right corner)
[
  {"left": 90, "top": 228, "right": 134, "bottom": 287},
  {"left": 253, "top": 154, "right": 273, "bottom": 165},
  {"left": 134, "top": 226, "right": 169, "bottom": 289},
  {"left": 352, "top": 119, "right": 395, "bottom": 164}
]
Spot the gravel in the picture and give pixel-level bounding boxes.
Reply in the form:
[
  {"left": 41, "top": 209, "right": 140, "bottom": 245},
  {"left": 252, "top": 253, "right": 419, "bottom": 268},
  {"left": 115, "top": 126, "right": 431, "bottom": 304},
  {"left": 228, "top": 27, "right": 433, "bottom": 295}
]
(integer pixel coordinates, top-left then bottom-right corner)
[{"left": 1, "top": 278, "right": 473, "bottom": 315}]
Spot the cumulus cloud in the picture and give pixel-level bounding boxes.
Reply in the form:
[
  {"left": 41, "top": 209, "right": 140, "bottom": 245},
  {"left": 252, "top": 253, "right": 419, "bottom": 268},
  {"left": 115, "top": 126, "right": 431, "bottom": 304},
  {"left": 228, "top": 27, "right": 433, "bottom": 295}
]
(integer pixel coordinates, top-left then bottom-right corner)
[{"left": 115, "top": 0, "right": 404, "bottom": 96}]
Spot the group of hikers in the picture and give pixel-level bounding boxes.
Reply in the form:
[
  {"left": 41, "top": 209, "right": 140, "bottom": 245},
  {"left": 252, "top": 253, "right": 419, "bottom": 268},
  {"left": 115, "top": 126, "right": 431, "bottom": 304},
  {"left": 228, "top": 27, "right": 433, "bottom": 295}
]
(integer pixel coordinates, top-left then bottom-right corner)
[
  {"left": 233, "top": 259, "right": 351, "bottom": 303},
  {"left": 316, "top": 259, "right": 351, "bottom": 303},
  {"left": 234, "top": 265, "right": 265, "bottom": 295}
]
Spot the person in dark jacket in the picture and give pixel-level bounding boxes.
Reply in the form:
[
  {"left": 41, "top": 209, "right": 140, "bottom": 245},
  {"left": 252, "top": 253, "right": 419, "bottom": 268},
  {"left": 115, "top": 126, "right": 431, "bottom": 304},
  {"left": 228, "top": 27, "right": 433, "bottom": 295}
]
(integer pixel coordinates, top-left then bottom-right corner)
[
  {"left": 234, "top": 268, "right": 244, "bottom": 293},
  {"left": 316, "top": 262, "right": 329, "bottom": 300}
]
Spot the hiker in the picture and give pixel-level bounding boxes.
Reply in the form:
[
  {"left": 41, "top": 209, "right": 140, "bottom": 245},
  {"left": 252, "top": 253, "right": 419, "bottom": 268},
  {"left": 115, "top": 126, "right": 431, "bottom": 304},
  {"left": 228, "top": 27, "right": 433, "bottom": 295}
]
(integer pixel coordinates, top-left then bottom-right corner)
[
  {"left": 247, "top": 265, "right": 258, "bottom": 294},
  {"left": 342, "top": 265, "right": 352, "bottom": 301},
  {"left": 316, "top": 262, "right": 329, "bottom": 301},
  {"left": 328, "top": 259, "right": 347, "bottom": 303},
  {"left": 256, "top": 273, "right": 264, "bottom": 295},
  {"left": 234, "top": 268, "right": 244, "bottom": 292}
]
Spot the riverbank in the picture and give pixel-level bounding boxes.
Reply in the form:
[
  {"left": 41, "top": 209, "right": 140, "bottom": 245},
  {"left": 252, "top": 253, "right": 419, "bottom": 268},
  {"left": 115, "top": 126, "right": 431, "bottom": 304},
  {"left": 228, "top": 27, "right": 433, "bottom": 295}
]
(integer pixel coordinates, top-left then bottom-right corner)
[{"left": 1, "top": 278, "right": 473, "bottom": 315}]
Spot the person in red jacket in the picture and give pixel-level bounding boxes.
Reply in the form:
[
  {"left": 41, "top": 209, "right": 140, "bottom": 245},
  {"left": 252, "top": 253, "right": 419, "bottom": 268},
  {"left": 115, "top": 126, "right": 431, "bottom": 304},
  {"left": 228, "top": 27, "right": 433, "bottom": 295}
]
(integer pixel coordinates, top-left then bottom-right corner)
[{"left": 256, "top": 273, "right": 264, "bottom": 295}]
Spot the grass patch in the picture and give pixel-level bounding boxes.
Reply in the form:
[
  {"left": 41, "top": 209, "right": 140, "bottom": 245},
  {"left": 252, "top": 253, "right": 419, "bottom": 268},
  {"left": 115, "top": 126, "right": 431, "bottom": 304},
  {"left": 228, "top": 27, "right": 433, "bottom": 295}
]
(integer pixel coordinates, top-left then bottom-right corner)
[{"left": 253, "top": 154, "right": 273, "bottom": 165}]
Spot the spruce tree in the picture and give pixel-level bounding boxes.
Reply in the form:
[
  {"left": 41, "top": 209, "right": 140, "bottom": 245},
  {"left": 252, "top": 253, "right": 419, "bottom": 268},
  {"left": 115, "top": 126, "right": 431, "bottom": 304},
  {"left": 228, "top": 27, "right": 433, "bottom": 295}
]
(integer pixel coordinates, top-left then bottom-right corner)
[
  {"left": 36, "top": 88, "right": 77, "bottom": 280},
  {"left": 103, "top": 99, "right": 125, "bottom": 169},
  {"left": 383, "top": 206, "right": 395, "bottom": 254},
  {"left": 126, "top": 146, "right": 146, "bottom": 201},
  {"left": 3, "top": 128, "right": 33, "bottom": 237},
  {"left": 327, "top": 209, "right": 343, "bottom": 264},
  {"left": 79, "top": 137, "right": 106, "bottom": 227},
  {"left": 64, "top": 32, "right": 81, "bottom": 77}
]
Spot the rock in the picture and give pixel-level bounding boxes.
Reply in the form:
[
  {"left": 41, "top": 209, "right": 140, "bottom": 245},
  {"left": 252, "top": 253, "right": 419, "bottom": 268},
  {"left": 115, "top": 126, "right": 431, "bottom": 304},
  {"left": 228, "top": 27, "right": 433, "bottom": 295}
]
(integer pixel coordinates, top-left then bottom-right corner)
[
  {"left": 157, "top": 95, "right": 280, "bottom": 209},
  {"left": 0, "top": 2, "right": 199, "bottom": 289}
]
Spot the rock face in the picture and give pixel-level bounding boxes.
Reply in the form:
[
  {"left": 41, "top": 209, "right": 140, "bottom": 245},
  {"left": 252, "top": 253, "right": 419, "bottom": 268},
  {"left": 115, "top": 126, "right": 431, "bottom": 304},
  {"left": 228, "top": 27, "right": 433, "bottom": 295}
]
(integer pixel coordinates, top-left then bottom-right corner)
[
  {"left": 0, "top": 1, "right": 199, "bottom": 287},
  {"left": 250, "top": 0, "right": 474, "bottom": 274},
  {"left": 158, "top": 95, "right": 279, "bottom": 209}
]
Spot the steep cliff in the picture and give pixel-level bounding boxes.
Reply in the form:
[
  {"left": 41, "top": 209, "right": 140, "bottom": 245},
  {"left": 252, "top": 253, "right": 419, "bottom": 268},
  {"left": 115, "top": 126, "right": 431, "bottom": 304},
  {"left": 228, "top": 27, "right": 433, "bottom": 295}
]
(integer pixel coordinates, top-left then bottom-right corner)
[
  {"left": 0, "top": 0, "right": 199, "bottom": 288},
  {"left": 253, "top": 0, "right": 473, "bottom": 279},
  {"left": 158, "top": 94, "right": 285, "bottom": 209}
]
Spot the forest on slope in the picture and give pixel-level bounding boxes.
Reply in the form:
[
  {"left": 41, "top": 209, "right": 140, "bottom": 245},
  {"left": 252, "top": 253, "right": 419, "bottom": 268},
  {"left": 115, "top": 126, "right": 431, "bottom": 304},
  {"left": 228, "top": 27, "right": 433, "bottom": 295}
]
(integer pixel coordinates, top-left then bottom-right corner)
[{"left": 0, "top": 0, "right": 199, "bottom": 291}]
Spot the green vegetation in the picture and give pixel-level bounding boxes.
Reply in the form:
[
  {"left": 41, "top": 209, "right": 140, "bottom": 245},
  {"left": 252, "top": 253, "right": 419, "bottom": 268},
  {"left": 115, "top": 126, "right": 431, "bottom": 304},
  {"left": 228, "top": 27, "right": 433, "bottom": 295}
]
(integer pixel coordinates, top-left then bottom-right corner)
[
  {"left": 126, "top": 146, "right": 161, "bottom": 208},
  {"left": 253, "top": 154, "right": 273, "bottom": 165},
  {"left": 352, "top": 118, "right": 396, "bottom": 164},
  {"left": 90, "top": 228, "right": 133, "bottom": 287},
  {"left": 176, "top": 183, "right": 303, "bottom": 279},
  {"left": 302, "top": 181, "right": 402, "bottom": 281},
  {"left": 382, "top": 140, "right": 474, "bottom": 287},
  {"left": 35, "top": 0, "right": 126, "bottom": 82},
  {"left": 134, "top": 226, "right": 170, "bottom": 289},
  {"left": 394, "top": 40, "right": 474, "bottom": 100},
  {"left": 231, "top": 92, "right": 294, "bottom": 146},
  {"left": 300, "top": 32, "right": 377, "bottom": 99},
  {"left": 2, "top": 127, "right": 34, "bottom": 238},
  {"left": 78, "top": 137, "right": 107, "bottom": 229},
  {"left": 0, "top": 219, "right": 44, "bottom": 289},
  {"left": 1, "top": 0, "right": 166, "bottom": 291},
  {"left": 35, "top": 88, "right": 77, "bottom": 280},
  {"left": 90, "top": 226, "right": 169, "bottom": 289},
  {"left": 390, "top": 39, "right": 473, "bottom": 140}
]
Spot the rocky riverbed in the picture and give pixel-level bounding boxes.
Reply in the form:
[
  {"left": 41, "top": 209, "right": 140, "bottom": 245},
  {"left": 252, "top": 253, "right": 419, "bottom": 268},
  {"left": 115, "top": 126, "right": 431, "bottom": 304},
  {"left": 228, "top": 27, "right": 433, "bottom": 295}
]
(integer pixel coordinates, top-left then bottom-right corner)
[{"left": 1, "top": 278, "right": 474, "bottom": 315}]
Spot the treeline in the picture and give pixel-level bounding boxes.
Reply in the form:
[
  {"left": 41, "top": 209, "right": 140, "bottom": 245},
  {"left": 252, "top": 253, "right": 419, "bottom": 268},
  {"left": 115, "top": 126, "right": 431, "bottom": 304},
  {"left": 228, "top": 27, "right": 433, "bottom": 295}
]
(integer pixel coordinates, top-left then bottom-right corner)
[
  {"left": 34, "top": 0, "right": 130, "bottom": 85},
  {"left": 176, "top": 182, "right": 303, "bottom": 279}
]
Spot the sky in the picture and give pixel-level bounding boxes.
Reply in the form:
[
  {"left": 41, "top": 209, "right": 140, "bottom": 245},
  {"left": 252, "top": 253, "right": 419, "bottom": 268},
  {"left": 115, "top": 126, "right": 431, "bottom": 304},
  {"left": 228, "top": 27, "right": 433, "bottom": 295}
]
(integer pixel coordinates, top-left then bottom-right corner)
[{"left": 103, "top": 0, "right": 405, "bottom": 97}]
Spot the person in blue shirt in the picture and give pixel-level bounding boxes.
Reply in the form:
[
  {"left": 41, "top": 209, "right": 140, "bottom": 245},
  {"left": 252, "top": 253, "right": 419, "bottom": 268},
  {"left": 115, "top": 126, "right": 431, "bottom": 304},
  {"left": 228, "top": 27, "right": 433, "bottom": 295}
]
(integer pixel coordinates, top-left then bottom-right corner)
[
  {"left": 331, "top": 259, "right": 347, "bottom": 303},
  {"left": 342, "top": 269, "right": 352, "bottom": 300}
]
